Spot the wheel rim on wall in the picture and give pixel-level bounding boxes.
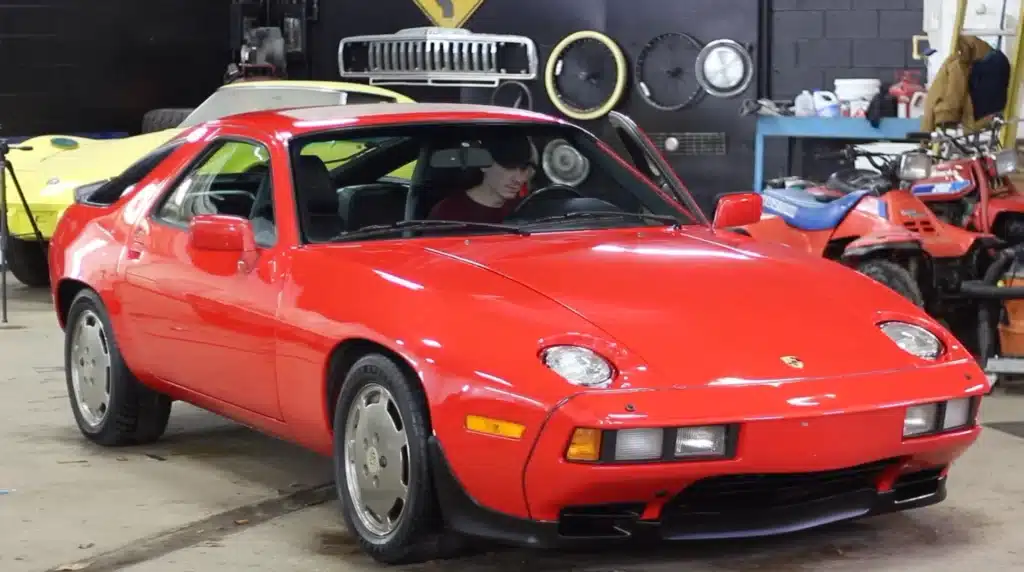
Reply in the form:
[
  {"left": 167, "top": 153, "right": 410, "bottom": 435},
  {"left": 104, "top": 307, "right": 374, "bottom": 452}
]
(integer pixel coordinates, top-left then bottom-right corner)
[
  {"left": 635, "top": 32, "right": 706, "bottom": 112},
  {"left": 544, "top": 30, "right": 627, "bottom": 121},
  {"left": 694, "top": 38, "right": 754, "bottom": 99},
  {"left": 490, "top": 80, "right": 535, "bottom": 110}
]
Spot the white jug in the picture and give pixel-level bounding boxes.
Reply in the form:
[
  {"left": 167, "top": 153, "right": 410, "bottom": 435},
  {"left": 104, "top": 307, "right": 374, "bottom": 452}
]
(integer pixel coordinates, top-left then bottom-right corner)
[{"left": 813, "top": 90, "right": 840, "bottom": 118}]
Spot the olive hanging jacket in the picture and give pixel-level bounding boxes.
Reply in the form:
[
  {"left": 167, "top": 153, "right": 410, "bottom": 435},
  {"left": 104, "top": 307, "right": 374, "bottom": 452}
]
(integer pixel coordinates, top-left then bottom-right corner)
[{"left": 922, "top": 35, "right": 993, "bottom": 132}]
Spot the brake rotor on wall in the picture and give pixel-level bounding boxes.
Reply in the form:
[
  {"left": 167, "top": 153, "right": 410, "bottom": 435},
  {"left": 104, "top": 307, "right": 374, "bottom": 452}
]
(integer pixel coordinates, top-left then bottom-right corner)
[
  {"left": 542, "top": 138, "right": 591, "bottom": 186},
  {"left": 694, "top": 39, "right": 754, "bottom": 99},
  {"left": 544, "top": 30, "right": 627, "bottom": 121},
  {"left": 634, "top": 32, "right": 706, "bottom": 112}
]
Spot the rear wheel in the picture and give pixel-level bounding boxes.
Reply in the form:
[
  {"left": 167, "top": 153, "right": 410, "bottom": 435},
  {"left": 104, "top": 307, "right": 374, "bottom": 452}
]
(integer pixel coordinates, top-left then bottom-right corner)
[
  {"left": 4, "top": 236, "right": 50, "bottom": 288},
  {"left": 332, "top": 354, "right": 461, "bottom": 564},
  {"left": 64, "top": 289, "right": 172, "bottom": 446},
  {"left": 856, "top": 259, "right": 925, "bottom": 307}
]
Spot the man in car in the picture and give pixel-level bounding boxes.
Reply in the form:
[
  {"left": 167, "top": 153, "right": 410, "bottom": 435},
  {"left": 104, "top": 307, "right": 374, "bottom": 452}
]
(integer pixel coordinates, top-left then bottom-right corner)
[{"left": 428, "top": 136, "right": 536, "bottom": 223}]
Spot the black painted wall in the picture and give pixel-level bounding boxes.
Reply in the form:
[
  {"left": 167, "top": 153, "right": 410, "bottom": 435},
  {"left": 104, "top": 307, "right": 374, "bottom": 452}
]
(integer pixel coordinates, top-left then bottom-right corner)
[
  {"left": 306, "top": 0, "right": 762, "bottom": 214},
  {"left": 765, "top": 0, "right": 927, "bottom": 181},
  {"left": 0, "top": 0, "right": 233, "bottom": 137}
]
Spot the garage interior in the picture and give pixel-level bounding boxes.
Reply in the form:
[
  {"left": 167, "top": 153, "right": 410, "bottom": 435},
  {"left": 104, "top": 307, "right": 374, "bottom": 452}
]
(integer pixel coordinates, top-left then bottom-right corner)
[{"left": 4, "top": 0, "right": 1024, "bottom": 571}]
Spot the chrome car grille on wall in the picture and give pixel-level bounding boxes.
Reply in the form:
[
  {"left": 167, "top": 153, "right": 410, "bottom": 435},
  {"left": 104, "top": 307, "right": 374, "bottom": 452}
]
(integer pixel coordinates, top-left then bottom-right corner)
[{"left": 338, "top": 27, "right": 538, "bottom": 88}]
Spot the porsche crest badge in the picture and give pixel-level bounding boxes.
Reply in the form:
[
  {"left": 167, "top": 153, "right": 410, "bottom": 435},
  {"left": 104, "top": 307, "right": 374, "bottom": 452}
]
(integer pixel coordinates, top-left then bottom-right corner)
[{"left": 780, "top": 356, "right": 804, "bottom": 369}]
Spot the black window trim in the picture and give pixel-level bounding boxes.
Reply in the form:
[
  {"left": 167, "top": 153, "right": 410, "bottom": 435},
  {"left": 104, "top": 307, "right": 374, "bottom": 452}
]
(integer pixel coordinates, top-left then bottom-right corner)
[
  {"left": 149, "top": 135, "right": 275, "bottom": 232},
  {"left": 81, "top": 140, "right": 187, "bottom": 207}
]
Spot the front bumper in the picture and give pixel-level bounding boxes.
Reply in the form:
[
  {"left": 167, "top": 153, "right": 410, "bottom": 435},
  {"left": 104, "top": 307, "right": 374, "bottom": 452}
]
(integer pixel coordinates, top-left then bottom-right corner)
[
  {"left": 431, "top": 438, "right": 950, "bottom": 549},
  {"left": 433, "top": 364, "right": 983, "bottom": 548}
]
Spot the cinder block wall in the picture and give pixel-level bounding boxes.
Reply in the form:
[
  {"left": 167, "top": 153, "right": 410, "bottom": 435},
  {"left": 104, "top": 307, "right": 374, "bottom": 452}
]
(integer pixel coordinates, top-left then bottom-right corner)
[
  {"left": 763, "top": 0, "right": 926, "bottom": 182},
  {"left": 771, "top": 0, "right": 926, "bottom": 99}
]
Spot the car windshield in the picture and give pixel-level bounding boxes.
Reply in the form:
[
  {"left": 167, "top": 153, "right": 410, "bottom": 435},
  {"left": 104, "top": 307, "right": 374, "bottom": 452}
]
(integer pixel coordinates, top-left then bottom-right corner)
[
  {"left": 179, "top": 86, "right": 398, "bottom": 128},
  {"left": 289, "top": 121, "right": 703, "bottom": 244}
]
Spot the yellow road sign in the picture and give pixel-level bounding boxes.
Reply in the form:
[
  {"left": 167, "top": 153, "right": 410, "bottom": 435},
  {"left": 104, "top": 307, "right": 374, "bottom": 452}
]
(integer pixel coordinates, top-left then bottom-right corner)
[{"left": 412, "top": 0, "right": 485, "bottom": 28}]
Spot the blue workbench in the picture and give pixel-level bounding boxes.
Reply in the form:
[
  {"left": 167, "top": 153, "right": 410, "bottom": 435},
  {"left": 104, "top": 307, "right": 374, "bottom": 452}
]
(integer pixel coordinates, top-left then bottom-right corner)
[{"left": 753, "top": 116, "right": 922, "bottom": 192}]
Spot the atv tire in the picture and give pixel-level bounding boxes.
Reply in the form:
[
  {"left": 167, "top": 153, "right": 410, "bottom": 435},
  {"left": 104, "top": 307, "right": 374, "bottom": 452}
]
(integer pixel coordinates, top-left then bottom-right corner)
[
  {"left": 4, "top": 236, "right": 50, "bottom": 288},
  {"left": 141, "top": 108, "right": 193, "bottom": 133},
  {"left": 857, "top": 259, "right": 925, "bottom": 307}
]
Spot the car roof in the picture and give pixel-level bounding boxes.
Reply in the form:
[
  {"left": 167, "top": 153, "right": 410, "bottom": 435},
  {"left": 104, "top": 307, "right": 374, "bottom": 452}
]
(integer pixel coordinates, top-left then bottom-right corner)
[
  {"left": 216, "top": 102, "right": 565, "bottom": 136},
  {"left": 216, "top": 79, "right": 412, "bottom": 101}
]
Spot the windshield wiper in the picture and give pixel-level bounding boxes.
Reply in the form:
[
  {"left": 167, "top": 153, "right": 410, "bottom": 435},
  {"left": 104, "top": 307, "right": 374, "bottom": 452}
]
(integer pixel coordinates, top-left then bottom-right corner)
[
  {"left": 335, "top": 219, "right": 529, "bottom": 240},
  {"left": 521, "top": 210, "right": 682, "bottom": 227}
]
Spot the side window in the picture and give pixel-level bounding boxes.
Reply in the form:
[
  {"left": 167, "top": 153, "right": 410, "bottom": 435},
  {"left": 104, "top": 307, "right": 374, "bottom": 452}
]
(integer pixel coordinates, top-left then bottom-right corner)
[{"left": 154, "top": 139, "right": 276, "bottom": 246}]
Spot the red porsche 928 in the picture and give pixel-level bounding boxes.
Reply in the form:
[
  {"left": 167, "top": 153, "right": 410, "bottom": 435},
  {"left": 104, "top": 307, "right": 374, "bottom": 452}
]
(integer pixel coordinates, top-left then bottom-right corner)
[{"left": 47, "top": 103, "right": 987, "bottom": 564}]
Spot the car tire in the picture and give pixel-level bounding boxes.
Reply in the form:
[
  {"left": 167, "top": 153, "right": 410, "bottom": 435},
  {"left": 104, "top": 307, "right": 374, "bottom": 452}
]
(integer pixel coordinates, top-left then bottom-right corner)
[
  {"left": 4, "top": 237, "right": 50, "bottom": 288},
  {"left": 857, "top": 259, "right": 925, "bottom": 307},
  {"left": 140, "top": 108, "right": 194, "bottom": 134},
  {"left": 332, "top": 353, "right": 461, "bottom": 565},
  {"left": 64, "top": 289, "right": 172, "bottom": 446}
]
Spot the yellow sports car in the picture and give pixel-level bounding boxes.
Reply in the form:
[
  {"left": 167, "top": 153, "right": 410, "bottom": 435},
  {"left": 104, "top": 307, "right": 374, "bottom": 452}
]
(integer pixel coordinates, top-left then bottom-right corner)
[{"left": 3, "top": 80, "right": 414, "bottom": 287}]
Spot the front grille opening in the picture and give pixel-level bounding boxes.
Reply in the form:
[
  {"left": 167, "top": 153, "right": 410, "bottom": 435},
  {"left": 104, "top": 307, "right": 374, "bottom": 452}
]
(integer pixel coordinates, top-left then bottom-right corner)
[
  {"left": 665, "top": 459, "right": 897, "bottom": 514},
  {"left": 557, "top": 502, "right": 645, "bottom": 538},
  {"left": 903, "top": 220, "right": 936, "bottom": 233},
  {"left": 892, "top": 467, "right": 944, "bottom": 503}
]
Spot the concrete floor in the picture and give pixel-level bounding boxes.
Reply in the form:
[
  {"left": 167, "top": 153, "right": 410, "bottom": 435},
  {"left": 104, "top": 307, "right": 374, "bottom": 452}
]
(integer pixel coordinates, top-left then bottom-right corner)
[{"left": 3, "top": 276, "right": 1024, "bottom": 572}]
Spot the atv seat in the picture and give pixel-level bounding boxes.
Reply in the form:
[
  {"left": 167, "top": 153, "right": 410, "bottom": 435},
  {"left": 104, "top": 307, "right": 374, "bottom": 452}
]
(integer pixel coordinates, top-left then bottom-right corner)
[
  {"left": 761, "top": 187, "right": 871, "bottom": 231},
  {"left": 826, "top": 168, "right": 891, "bottom": 196}
]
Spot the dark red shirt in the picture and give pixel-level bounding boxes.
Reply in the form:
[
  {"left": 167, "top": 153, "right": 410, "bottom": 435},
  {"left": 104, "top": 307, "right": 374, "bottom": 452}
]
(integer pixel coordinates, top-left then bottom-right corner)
[{"left": 428, "top": 192, "right": 517, "bottom": 223}]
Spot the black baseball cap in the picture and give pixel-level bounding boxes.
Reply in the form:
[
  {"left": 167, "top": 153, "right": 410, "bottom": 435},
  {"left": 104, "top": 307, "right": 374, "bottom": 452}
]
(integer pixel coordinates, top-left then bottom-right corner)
[{"left": 480, "top": 135, "right": 535, "bottom": 169}]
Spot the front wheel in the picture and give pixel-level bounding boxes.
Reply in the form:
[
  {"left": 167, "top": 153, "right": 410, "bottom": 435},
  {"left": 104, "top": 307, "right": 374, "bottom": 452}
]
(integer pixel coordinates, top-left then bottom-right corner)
[
  {"left": 856, "top": 259, "right": 925, "bottom": 307},
  {"left": 4, "top": 237, "right": 50, "bottom": 288},
  {"left": 64, "top": 289, "right": 172, "bottom": 446},
  {"left": 333, "top": 354, "right": 461, "bottom": 564}
]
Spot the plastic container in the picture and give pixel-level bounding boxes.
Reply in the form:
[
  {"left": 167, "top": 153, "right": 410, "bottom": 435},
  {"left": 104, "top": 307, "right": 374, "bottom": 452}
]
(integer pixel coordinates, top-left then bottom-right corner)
[
  {"left": 908, "top": 91, "right": 927, "bottom": 118},
  {"left": 999, "top": 274, "right": 1024, "bottom": 356},
  {"left": 834, "top": 78, "right": 881, "bottom": 118},
  {"left": 812, "top": 90, "right": 840, "bottom": 117},
  {"left": 834, "top": 78, "right": 881, "bottom": 101},
  {"left": 889, "top": 70, "right": 925, "bottom": 118},
  {"left": 793, "top": 90, "right": 816, "bottom": 117}
]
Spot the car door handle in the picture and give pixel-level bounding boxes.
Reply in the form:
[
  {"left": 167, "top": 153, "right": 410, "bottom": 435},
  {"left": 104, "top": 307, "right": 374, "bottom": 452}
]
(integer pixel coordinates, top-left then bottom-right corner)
[{"left": 126, "top": 231, "right": 146, "bottom": 260}]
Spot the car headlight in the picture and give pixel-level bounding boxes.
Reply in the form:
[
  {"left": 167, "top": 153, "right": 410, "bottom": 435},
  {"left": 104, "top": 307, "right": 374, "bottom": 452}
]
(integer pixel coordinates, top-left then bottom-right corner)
[
  {"left": 879, "top": 321, "right": 943, "bottom": 360},
  {"left": 541, "top": 345, "right": 614, "bottom": 388},
  {"left": 996, "top": 149, "right": 1020, "bottom": 175}
]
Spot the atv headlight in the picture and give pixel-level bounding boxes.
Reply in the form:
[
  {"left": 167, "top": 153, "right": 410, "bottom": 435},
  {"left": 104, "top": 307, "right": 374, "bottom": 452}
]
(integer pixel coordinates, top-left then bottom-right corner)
[
  {"left": 898, "top": 152, "right": 932, "bottom": 181},
  {"left": 879, "top": 321, "right": 943, "bottom": 360},
  {"left": 541, "top": 345, "right": 614, "bottom": 388},
  {"left": 995, "top": 149, "right": 1020, "bottom": 175}
]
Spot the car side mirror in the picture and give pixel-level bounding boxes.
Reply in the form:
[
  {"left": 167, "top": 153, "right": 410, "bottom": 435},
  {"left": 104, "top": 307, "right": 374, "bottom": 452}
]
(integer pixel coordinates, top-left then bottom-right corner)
[
  {"left": 712, "top": 192, "right": 762, "bottom": 229},
  {"left": 188, "top": 214, "right": 256, "bottom": 253}
]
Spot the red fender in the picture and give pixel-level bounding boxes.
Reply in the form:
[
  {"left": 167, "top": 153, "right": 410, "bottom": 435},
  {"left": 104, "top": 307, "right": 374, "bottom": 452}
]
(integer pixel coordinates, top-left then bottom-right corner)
[{"left": 842, "top": 228, "right": 924, "bottom": 260}]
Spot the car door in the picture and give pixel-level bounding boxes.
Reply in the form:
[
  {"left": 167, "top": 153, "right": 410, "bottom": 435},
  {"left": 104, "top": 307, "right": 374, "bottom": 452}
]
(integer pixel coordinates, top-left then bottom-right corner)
[
  {"left": 119, "top": 127, "right": 288, "bottom": 419},
  {"left": 605, "top": 111, "right": 710, "bottom": 224}
]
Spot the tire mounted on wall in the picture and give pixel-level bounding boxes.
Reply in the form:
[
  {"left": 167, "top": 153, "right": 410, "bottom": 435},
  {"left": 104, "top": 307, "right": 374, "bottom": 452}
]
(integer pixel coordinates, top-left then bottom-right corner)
[{"left": 140, "top": 108, "right": 194, "bottom": 133}]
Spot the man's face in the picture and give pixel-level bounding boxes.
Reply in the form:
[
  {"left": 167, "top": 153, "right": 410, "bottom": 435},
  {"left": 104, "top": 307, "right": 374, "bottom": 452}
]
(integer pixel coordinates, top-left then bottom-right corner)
[{"left": 481, "top": 162, "right": 534, "bottom": 200}]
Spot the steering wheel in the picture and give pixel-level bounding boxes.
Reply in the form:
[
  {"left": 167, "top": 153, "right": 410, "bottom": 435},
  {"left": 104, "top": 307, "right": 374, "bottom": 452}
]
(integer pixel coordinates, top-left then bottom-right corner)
[{"left": 507, "top": 184, "right": 584, "bottom": 218}]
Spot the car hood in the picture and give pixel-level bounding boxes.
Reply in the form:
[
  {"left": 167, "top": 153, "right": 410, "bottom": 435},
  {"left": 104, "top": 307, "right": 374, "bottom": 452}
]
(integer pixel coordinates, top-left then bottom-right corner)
[
  {"left": 6, "top": 129, "right": 180, "bottom": 206},
  {"left": 426, "top": 227, "right": 935, "bottom": 385}
]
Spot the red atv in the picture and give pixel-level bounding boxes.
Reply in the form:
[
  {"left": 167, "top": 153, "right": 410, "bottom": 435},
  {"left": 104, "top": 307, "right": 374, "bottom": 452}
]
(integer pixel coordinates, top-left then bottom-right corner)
[
  {"left": 741, "top": 145, "right": 1006, "bottom": 355},
  {"left": 906, "top": 117, "right": 1024, "bottom": 243}
]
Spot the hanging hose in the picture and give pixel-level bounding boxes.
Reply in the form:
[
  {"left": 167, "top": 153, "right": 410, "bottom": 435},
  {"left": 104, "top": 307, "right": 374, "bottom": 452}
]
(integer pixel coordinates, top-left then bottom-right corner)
[{"left": 960, "top": 246, "right": 1024, "bottom": 366}]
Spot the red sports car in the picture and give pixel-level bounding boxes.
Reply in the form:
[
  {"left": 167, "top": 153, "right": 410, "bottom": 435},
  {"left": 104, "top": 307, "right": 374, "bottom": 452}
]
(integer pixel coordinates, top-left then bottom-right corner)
[{"left": 48, "top": 103, "right": 987, "bottom": 565}]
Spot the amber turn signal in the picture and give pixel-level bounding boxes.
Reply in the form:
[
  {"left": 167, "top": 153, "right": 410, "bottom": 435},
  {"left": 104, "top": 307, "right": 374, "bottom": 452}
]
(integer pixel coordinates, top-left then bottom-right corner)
[
  {"left": 566, "top": 428, "right": 602, "bottom": 461},
  {"left": 465, "top": 415, "right": 526, "bottom": 439}
]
